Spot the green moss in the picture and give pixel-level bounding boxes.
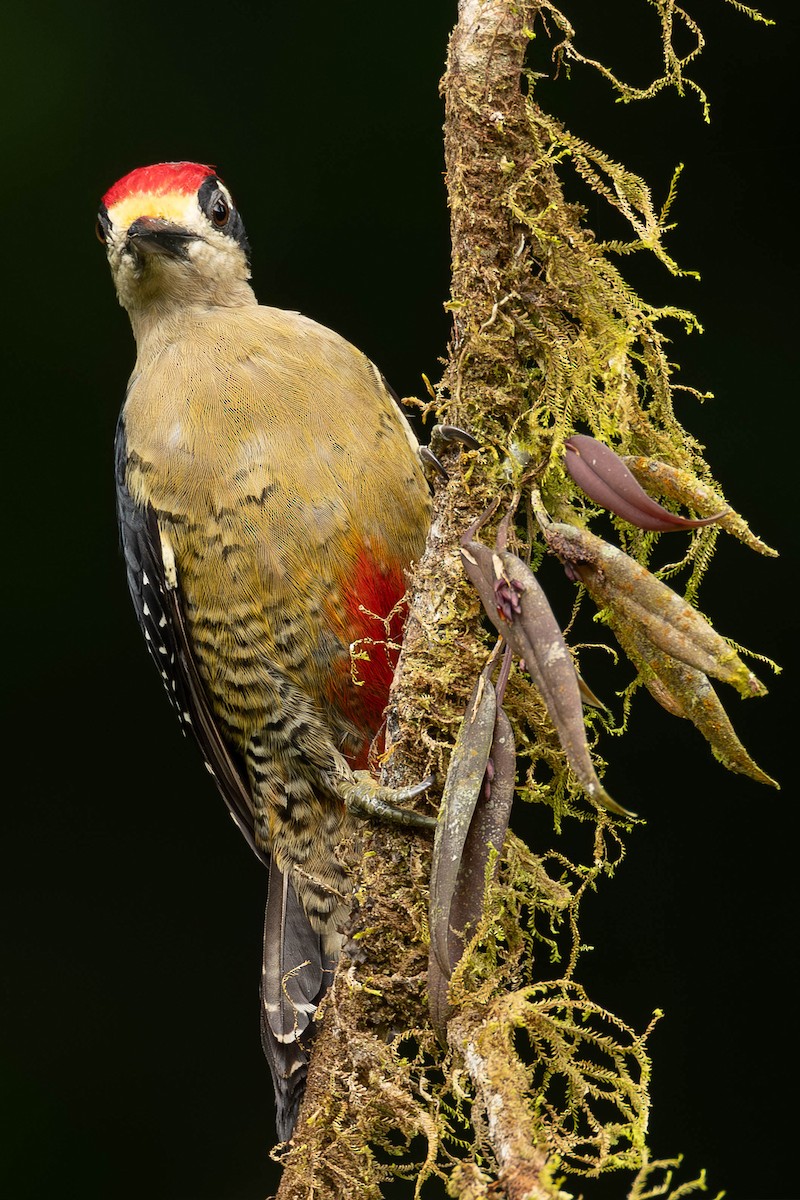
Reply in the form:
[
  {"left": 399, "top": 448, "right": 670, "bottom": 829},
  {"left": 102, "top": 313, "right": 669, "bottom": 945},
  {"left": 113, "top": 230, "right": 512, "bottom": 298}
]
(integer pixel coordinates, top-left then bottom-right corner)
[{"left": 276, "top": 5, "right": 774, "bottom": 1197}]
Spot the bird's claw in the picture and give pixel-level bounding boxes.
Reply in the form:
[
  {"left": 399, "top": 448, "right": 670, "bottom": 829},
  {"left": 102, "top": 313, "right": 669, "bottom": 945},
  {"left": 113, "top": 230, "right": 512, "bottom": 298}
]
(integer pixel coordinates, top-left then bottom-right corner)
[
  {"left": 342, "top": 771, "right": 437, "bottom": 830},
  {"left": 430, "top": 424, "right": 479, "bottom": 453},
  {"left": 420, "top": 424, "right": 478, "bottom": 482},
  {"left": 420, "top": 445, "right": 449, "bottom": 481}
]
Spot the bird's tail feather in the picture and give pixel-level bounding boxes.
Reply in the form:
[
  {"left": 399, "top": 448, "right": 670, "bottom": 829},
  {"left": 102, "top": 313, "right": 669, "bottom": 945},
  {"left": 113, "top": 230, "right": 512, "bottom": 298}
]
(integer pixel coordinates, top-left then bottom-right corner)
[{"left": 260, "top": 857, "right": 338, "bottom": 1141}]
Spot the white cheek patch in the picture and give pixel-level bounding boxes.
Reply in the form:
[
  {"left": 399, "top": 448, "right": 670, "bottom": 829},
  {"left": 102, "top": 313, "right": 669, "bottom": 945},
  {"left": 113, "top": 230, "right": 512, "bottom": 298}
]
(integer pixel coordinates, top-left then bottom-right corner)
[{"left": 188, "top": 237, "right": 231, "bottom": 276}]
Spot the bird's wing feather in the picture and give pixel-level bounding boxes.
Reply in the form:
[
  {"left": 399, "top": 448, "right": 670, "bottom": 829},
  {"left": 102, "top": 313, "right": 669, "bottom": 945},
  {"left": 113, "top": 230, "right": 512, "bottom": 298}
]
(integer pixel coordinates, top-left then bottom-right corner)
[{"left": 114, "top": 415, "right": 266, "bottom": 865}]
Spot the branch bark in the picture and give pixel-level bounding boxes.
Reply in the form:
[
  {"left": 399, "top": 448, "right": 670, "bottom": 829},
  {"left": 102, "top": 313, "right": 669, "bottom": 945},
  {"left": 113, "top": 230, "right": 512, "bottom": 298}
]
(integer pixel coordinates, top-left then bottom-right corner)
[
  {"left": 274, "top": 0, "right": 736, "bottom": 1193},
  {"left": 274, "top": 3, "right": 570, "bottom": 1197}
]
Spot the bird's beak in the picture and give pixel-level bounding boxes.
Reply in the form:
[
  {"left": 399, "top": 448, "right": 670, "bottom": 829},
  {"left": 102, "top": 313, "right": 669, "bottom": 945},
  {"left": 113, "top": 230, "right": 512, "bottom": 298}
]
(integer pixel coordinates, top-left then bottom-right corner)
[{"left": 126, "top": 216, "right": 198, "bottom": 260}]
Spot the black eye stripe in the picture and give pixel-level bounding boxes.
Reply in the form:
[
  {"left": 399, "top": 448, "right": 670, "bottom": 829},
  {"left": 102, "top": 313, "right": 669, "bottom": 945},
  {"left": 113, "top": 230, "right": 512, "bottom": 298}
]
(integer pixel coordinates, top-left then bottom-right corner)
[
  {"left": 198, "top": 177, "right": 230, "bottom": 222},
  {"left": 196, "top": 175, "right": 251, "bottom": 263}
]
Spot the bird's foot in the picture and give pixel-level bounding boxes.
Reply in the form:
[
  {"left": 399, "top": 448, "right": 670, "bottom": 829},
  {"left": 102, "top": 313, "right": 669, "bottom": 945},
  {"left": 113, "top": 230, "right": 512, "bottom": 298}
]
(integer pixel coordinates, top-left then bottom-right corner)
[
  {"left": 340, "top": 770, "right": 437, "bottom": 830},
  {"left": 420, "top": 424, "right": 478, "bottom": 481}
]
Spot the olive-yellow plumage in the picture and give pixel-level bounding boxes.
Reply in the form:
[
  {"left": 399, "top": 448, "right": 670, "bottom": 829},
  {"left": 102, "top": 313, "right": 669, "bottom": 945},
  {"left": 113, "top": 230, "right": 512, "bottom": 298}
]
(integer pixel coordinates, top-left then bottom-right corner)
[{"left": 100, "top": 162, "right": 431, "bottom": 1138}]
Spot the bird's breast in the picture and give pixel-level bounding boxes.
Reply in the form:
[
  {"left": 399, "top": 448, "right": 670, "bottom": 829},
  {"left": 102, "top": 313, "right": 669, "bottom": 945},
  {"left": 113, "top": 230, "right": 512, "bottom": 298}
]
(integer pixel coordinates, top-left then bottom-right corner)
[{"left": 122, "top": 313, "right": 430, "bottom": 756}]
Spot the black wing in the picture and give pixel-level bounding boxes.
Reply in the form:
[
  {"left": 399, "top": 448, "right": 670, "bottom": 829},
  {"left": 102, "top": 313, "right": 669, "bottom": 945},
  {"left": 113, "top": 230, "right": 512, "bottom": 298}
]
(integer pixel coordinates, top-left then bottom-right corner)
[{"left": 114, "top": 415, "right": 266, "bottom": 866}]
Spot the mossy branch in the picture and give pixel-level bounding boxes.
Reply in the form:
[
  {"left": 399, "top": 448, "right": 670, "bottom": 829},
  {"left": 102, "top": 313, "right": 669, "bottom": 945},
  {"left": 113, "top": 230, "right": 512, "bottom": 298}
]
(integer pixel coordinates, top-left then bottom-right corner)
[{"left": 274, "top": 2, "right": 774, "bottom": 1197}]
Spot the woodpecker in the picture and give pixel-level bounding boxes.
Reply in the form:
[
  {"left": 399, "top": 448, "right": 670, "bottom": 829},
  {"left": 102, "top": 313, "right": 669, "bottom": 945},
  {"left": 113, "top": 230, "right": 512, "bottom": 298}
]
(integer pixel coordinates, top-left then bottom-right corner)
[{"left": 99, "top": 161, "right": 435, "bottom": 1138}]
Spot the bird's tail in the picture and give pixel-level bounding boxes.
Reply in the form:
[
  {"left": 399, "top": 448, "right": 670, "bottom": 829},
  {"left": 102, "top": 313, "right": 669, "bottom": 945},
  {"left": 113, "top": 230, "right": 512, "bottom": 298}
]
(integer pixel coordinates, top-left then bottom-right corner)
[{"left": 260, "top": 857, "right": 339, "bottom": 1141}]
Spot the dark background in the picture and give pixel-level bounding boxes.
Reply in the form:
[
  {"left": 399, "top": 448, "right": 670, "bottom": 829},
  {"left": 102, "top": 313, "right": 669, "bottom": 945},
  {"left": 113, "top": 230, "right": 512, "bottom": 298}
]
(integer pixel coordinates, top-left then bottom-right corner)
[{"left": 2, "top": 2, "right": 796, "bottom": 1198}]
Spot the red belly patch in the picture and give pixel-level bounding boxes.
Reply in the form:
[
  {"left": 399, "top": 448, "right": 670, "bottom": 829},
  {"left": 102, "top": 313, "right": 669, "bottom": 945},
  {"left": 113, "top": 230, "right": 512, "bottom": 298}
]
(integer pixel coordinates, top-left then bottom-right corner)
[{"left": 324, "top": 544, "right": 410, "bottom": 766}]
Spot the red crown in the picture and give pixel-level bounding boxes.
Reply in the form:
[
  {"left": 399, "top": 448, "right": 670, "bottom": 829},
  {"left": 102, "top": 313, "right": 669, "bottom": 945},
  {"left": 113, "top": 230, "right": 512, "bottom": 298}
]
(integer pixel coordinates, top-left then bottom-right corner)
[{"left": 103, "top": 162, "right": 216, "bottom": 208}]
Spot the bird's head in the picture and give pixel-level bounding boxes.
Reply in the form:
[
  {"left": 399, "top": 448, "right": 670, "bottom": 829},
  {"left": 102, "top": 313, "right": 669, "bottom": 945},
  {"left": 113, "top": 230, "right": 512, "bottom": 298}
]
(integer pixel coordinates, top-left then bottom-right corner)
[{"left": 98, "top": 162, "right": 254, "bottom": 317}]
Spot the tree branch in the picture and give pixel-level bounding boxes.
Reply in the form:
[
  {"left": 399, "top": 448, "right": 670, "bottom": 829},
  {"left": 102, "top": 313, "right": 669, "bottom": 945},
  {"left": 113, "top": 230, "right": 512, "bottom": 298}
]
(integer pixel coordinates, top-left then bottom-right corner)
[{"left": 273, "top": 2, "right": 775, "bottom": 1195}]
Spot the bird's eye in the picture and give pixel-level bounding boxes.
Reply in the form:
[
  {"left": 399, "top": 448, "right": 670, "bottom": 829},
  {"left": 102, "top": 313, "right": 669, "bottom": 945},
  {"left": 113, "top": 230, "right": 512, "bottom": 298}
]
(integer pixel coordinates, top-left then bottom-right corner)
[{"left": 210, "top": 195, "right": 231, "bottom": 227}]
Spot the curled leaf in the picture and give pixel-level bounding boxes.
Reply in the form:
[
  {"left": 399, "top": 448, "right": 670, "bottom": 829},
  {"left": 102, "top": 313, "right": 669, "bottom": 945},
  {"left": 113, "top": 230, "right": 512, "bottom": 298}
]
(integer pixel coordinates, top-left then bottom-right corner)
[
  {"left": 564, "top": 434, "right": 727, "bottom": 531},
  {"left": 430, "top": 668, "right": 497, "bottom": 983},
  {"left": 429, "top": 676, "right": 516, "bottom": 1038},
  {"left": 447, "top": 706, "right": 516, "bottom": 957},
  {"left": 613, "top": 618, "right": 778, "bottom": 788},
  {"left": 541, "top": 520, "right": 766, "bottom": 700},
  {"left": 623, "top": 454, "right": 778, "bottom": 557},
  {"left": 460, "top": 538, "right": 634, "bottom": 817},
  {"left": 576, "top": 669, "right": 607, "bottom": 711},
  {"left": 427, "top": 952, "right": 451, "bottom": 1043}
]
